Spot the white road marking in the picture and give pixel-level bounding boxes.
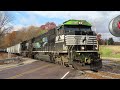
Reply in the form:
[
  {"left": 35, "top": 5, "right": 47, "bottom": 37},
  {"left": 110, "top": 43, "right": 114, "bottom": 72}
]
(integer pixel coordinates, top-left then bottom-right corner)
[{"left": 61, "top": 71, "right": 70, "bottom": 79}]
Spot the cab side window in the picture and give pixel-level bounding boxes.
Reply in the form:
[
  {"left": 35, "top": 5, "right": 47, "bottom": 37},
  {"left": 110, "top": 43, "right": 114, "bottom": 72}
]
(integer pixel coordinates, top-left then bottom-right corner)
[{"left": 58, "top": 26, "right": 64, "bottom": 35}]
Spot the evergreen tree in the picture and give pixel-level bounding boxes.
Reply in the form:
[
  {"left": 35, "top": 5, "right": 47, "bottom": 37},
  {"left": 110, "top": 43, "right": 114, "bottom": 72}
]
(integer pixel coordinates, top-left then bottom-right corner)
[{"left": 108, "top": 38, "right": 114, "bottom": 45}]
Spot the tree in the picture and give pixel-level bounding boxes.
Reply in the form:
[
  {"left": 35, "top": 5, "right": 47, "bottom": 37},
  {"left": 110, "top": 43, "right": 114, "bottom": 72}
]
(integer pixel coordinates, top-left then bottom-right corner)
[
  {"left": 25, "top": 26, "right": 40, "bottom": 40},
  {"left": 96, "top": 34, "right": 102, "bottom": 45},
  {"left": 104, "top": 39, "right": 108, "bottom": 45},
  {"left": 0, "top": 21, "right": 57, "bottom": 48},
  {"left": 0, "top": 11, "right": 13, "bottom": 38},
  {"left": 108, "top": 37, "right": 114, "bottom": 45},
  {"left": 40, "top": 22, "right": 56, "bottom": 30},
  {"left": 0, "top": 11, "right": 13, "bottom": 47}
]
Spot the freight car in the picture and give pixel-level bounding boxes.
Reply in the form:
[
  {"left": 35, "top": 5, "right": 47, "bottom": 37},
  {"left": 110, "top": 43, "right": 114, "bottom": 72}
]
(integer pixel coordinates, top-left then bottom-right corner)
[
  {"left": 6, "top": 44, "right": 21, "bottom": 54},
  {"left": 0, "top": 49, "right": 7, "bottom": 52},
  {"left": 19, "top": 19, "right": 102, "bottom": 71}
]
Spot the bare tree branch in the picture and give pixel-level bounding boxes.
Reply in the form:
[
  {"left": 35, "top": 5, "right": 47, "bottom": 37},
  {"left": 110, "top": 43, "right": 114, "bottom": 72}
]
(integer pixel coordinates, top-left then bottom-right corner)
[{"left": 0, "top": 11, "right": 13, "bottom": 38}]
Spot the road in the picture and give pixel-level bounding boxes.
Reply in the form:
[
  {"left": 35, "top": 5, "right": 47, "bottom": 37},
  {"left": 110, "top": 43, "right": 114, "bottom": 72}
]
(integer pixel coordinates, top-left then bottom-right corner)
[
  {"left": 0, "top": 58, "right": 120, "bottom": 79},
  {"left": 0, "top": 59, "right": 76, "bottom": 79}
]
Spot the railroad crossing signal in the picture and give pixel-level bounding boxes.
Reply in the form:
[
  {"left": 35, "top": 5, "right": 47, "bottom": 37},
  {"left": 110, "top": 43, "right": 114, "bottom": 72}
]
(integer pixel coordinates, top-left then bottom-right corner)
[{"left": 109, "top": 15, "right": 120, "bottom": 37}]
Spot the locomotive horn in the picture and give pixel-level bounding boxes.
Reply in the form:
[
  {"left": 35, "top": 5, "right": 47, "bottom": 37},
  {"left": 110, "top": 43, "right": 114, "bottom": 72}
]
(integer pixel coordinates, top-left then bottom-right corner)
[{"left": 109, "top": 15, "right": 120, "bottom": 37}]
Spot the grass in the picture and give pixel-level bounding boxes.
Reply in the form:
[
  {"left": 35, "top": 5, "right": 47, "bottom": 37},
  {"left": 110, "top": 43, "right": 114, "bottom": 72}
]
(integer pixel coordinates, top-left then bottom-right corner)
[{"left": 99, "top": 45, "right": 120, "bottom": 58}]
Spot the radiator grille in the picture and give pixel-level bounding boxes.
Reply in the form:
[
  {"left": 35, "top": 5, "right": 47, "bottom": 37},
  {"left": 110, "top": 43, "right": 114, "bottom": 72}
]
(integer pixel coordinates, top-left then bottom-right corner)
[{"left": 65, "top": 35, "right": 97, "bottom": 45}]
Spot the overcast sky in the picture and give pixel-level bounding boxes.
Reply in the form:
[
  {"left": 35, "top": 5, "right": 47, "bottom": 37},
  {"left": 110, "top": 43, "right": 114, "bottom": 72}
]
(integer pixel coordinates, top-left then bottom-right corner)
[{"left": 10, "top": 11, "right": 120, "bottom": 42}]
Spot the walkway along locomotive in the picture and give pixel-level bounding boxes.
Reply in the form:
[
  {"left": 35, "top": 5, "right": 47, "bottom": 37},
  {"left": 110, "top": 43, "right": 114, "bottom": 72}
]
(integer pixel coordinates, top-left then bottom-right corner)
[{"left": 12, "top": 19, "right": 103, "bottom": 71}]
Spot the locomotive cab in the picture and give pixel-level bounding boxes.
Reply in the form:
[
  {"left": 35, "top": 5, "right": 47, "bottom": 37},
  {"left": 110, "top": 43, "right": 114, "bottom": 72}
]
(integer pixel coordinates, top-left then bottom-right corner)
[{"left": 59, "top": 19, "right": 102, "bottom": 71}]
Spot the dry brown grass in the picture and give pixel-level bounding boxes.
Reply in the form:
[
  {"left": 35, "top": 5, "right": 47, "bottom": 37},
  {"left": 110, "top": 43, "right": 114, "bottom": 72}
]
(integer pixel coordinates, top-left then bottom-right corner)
[
  {"left": 99, "top": 45, "right": 120, "bottom": 58},
  {"left": 0, "top": 52, "right": 17, "bottom": 60},
  {"left": 100, "top": 45, "right": 120, "bottom": 54}
]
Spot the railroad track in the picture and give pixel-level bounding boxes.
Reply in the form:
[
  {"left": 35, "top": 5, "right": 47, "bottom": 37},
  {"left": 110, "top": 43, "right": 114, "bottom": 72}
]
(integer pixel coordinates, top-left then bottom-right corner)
[
  {"left": 84, "top": 70, "right": 120, "bottom": 79},
  {"left": 68, "top": 60, "right": 120, "bottom": 79},
  {"left": 82, "top": 62, "right": 120, "bottom": 79}
]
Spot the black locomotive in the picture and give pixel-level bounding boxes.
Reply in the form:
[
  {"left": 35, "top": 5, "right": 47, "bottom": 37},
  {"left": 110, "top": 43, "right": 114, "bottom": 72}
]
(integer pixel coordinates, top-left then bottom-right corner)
[{"left": 17, "top": 19, "right": 102, "bottom": 71}]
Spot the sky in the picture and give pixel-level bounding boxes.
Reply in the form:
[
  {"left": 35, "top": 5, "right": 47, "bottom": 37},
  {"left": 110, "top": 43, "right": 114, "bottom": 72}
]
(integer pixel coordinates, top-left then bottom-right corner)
[{"left": 9, "top": 11, "right": 120, "bottom": 42}]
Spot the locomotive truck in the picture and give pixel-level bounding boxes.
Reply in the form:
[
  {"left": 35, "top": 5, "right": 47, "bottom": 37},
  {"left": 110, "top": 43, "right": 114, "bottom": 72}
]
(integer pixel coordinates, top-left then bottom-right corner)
[{"left": 7, "top": 19, "right": 102, "bottom": 71}]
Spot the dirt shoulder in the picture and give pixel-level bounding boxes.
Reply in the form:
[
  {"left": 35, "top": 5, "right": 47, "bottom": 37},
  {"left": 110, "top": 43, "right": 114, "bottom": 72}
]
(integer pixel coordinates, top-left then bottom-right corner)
[{"left": 0, "top": 52, "right": 17, "bottom": 60}]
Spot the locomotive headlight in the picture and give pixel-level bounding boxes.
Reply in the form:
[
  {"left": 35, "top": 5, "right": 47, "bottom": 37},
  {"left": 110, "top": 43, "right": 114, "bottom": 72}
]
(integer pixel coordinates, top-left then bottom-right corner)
[
  {"left": 81, "top": 46, "right": 84, "bottom": 50},
  {"left": 79, "top": 22, "right": 83, "bottom": 24},
  {"left": 95, "top": 47, "right": 98, "bottom": 50}
]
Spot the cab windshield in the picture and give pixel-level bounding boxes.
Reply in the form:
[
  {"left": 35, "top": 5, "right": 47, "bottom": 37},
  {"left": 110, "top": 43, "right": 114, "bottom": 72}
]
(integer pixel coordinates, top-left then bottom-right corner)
[{"left": 64, "top": 25, "right": 91, "bottom": 33}]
